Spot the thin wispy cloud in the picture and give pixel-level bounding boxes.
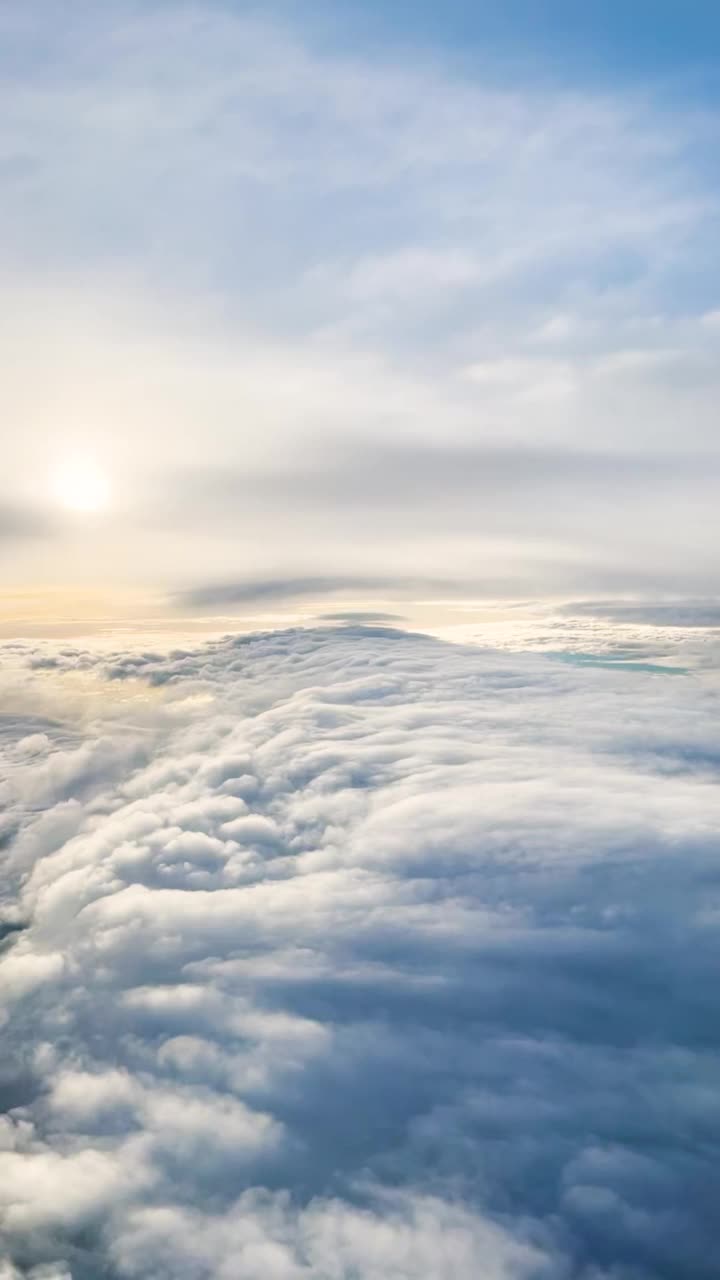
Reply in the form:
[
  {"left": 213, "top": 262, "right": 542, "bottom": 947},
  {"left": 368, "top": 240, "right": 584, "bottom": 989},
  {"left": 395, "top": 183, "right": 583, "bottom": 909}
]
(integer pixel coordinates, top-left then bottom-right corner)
[{"left": 1, "top": 2, "right": 719, "bottom": 596}]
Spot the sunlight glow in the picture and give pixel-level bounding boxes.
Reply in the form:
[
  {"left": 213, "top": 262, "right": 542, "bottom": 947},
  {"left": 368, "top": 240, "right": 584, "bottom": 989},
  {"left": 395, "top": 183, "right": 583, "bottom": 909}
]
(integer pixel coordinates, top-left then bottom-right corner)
[{"left": 52, "top": 458, "right": 111, "bottom": 513}]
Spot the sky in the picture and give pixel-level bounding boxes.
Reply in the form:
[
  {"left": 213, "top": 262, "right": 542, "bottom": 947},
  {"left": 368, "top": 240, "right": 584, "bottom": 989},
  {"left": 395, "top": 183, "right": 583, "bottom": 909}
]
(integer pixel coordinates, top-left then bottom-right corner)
[
  {"left": 3, "top": 7, "right": 720, "bottom": 1280},
  {"left": 2, "top": 0, "right": 720, "bottom": 632}
]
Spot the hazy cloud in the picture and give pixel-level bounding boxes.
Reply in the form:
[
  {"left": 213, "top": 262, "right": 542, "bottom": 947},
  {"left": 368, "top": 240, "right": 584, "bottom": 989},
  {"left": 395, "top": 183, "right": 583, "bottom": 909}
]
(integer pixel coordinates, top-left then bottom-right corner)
[
  {"left": 320, "top": 612, "right": 406, "bottom": 624},
  {"left": 1, "top": 3, "right": 720, "bottom": 594},
  {"left": 0, "top": 505, "right": 55, "bottom": 543},
  {"left": 563, "top": 600, "right": 720, "bottom": 628},
  {"left": 176, "top": 577, "right": 455, "bottom": 610}
]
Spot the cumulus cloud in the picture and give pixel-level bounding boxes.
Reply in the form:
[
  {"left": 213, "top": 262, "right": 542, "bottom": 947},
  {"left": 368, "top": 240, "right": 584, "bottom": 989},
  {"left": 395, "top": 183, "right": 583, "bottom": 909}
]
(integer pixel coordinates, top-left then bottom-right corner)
[{"left": 1, "top": 626, "right": 719, "bottom": 1278}]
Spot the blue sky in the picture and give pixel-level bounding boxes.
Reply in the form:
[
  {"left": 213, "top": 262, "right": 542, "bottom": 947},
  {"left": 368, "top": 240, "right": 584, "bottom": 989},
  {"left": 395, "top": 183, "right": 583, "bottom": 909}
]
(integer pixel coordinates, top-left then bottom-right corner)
[
  {"left": 280, "top": 0, "right": 720, "bottom": 87},
  {"left": 1, "top": 0, "right": 720, "bottom": 617}
]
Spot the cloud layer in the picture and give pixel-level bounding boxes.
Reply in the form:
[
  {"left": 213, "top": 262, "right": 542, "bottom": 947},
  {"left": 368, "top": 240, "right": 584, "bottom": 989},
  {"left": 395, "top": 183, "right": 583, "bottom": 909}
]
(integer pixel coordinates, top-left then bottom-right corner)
[{"left": 1, "top": 626, "right": 719, "bottom": 1277}]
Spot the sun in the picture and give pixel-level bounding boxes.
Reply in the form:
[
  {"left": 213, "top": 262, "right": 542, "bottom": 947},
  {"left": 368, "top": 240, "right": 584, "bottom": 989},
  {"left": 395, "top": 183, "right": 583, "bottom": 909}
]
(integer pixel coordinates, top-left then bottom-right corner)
[{"left": 53, "top": 458, "right": 111, "bottom": 513}]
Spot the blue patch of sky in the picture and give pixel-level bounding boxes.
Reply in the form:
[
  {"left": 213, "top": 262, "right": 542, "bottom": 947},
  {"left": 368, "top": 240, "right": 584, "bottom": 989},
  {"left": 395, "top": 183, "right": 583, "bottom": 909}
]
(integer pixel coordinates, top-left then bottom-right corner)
[{"left": 256, "top": 0, "right": 720, "bottom": 95}]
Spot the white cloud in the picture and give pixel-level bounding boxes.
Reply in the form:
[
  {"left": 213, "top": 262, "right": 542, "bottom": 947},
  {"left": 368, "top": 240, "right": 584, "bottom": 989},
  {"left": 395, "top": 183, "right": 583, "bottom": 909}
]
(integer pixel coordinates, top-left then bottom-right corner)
[
  {"left": 0, "top": 625, "right": 719, "bottom": 1277},
  {"left": 111, "top": 1190, "right": 551, "bottom": 1280}
]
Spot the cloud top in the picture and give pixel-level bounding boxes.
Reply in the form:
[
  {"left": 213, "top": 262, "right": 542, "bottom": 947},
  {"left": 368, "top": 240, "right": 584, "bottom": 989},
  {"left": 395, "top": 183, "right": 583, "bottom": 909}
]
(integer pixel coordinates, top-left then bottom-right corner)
[{"left": 0, "top": 626, "right": 718, "bottom": 1277}]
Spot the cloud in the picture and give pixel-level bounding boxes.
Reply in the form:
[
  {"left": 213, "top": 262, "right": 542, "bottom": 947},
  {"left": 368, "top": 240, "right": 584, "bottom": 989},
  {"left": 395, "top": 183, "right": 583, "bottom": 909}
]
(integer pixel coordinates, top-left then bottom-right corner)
[
  {"left": 0, "top": 505, "right": 55, "bottom": 543},
  {"left": 563, "top": 600, "right": 720, "bottom": 628},
  {"left": 1, "top": 4, "right": 703, "bottom": 294},
  {"left": 164, "top": 440, "right": 720, "bottom": 523},
  {"left": 0, "top": 625, "right": 719, "bottom": 1277},
  {"left": 2, "top": 2, "right": 720, "bottom": 594},
  {"left": 321, "top": 612, "right": 406, "bottom": 624},
  {"left": 111, "top": 1189, "right": 550, "bottom": 1280},
  {"left": 175, "top": 577, "right": 455, "bottom": 610},
  {"left": 160, "top": 441, "right": 720, "bottom": 599}
]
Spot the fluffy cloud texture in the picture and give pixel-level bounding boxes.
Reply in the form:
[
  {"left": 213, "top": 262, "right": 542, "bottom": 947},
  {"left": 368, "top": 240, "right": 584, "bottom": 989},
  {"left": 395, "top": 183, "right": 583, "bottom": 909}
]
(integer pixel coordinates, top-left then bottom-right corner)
[{"left": 1, "top": 625, "right": 718, "bottom": 1278}]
